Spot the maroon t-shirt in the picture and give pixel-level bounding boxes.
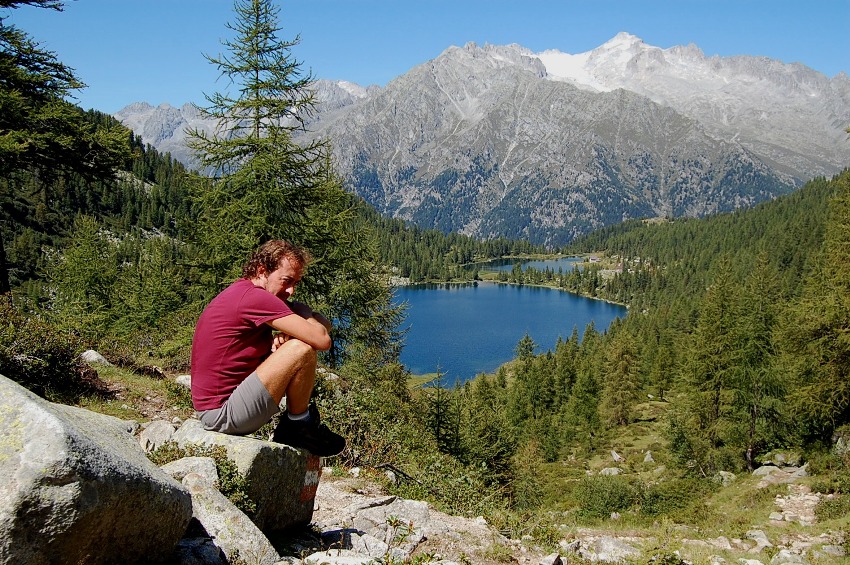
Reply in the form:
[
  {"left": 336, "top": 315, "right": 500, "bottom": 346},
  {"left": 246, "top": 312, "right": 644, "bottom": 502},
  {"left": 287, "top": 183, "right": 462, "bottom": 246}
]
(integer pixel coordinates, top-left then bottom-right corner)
[{"left": 190, "top": 278, "right": 293, "bottom": 411}]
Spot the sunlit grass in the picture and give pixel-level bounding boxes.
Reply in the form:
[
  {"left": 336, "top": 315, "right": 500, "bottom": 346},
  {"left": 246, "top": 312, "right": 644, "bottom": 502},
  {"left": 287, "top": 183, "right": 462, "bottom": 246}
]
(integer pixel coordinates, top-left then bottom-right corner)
[
  {"left": 408, "top": 372, "right": 439, "bottom": 388},
  {"left": 76, "top": 364, "right": 194, "bottom": 422}
]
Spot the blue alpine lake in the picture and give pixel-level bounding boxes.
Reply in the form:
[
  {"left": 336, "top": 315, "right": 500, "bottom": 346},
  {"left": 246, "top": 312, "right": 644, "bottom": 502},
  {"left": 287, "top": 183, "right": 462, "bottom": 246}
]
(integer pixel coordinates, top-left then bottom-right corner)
[{"left": 394, "top": 274, "right": 626, "bottom": 386}]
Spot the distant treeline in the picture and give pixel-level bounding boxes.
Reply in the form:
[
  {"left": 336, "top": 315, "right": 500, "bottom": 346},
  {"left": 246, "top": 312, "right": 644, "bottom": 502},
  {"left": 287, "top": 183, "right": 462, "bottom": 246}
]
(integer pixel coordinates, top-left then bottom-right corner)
[{"left": 355, "top": 201, "right": 544, "bottom": 282}]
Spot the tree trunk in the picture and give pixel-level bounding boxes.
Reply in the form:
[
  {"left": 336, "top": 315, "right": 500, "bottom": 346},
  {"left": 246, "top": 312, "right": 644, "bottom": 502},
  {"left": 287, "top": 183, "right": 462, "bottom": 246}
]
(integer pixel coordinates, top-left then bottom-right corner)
[{"left": 0, "top": 231, "right": 10, "bottom": 295}]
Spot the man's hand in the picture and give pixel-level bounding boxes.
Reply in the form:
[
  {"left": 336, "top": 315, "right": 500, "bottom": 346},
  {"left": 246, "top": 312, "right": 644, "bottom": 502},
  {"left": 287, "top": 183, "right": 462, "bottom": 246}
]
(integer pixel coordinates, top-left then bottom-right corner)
[{"left": 271, "top": 333, "right": 290, "bottom": 352}]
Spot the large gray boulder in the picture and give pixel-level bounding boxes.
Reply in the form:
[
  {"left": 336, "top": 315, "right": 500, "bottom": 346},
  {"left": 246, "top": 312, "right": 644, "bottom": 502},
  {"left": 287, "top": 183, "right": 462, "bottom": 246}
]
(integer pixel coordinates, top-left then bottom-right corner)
[
  {"left": 0, "top": 375, "right": 193, "bottom": 564},
  {"left": 172, "top": 418, "right": 320, "bottom": 531}
]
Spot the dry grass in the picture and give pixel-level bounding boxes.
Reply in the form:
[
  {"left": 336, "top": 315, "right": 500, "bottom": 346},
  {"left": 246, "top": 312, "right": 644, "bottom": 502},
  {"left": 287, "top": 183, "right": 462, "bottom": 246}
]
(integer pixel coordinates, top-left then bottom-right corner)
[{"left": 76, "top": 364, "right": 194, "bottom": 422}]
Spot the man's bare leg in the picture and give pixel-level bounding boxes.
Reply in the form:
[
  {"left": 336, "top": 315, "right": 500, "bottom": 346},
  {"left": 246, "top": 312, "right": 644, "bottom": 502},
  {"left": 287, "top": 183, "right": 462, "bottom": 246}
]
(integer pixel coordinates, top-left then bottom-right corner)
[
  {"left": 255, "top": 338, "right": 316, "bottom": 414},
  {"left": 259, "top": 338, "right": 345, "bottom": 456}
]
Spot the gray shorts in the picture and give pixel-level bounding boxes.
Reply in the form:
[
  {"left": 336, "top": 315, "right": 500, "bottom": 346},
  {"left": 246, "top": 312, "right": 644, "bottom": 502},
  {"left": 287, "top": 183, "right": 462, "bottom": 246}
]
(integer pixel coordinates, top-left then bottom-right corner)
[{"left": 198, "top": 372, "right": 280, "bottom": 435}]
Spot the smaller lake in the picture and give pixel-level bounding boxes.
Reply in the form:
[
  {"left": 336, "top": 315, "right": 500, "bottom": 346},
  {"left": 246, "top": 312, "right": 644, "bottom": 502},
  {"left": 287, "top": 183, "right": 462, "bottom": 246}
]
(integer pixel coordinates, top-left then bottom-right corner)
[{"left": 394, "top": 278, "right": 625, "bottom": 386}]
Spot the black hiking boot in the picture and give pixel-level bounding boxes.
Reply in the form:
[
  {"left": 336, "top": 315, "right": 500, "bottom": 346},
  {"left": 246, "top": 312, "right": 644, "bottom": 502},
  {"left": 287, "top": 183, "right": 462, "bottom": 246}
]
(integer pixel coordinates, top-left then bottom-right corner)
[{"left": 272, "top": 404, "right": 346, "bottom": 457}]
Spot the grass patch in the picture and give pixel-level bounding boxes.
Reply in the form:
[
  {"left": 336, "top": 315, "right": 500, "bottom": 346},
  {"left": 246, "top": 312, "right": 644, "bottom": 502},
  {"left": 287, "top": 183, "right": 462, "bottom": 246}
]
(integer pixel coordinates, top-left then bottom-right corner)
[
  {"left": 75, "top": 364, "right": 195, "bottom": 422},
  {"left": 149, "top": 442, "right": 256, "bottom": 517},
  {"left": 408, "top": 373, "right": 439, "bottom": 388},
  {"left": 481, "top": 542, "right": 516, "bottom": 563}
]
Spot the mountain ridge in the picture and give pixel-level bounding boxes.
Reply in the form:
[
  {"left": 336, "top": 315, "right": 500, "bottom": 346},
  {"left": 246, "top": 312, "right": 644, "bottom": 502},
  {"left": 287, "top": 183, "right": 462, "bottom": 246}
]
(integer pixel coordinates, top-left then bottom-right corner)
[{"left": 114, "top": 33, "right": 849, "bottom": 246}]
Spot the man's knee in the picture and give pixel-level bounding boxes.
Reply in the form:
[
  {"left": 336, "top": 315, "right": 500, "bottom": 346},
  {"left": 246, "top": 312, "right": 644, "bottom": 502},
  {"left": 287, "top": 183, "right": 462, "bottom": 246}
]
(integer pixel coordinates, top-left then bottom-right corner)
[{"left": 283, "top": 338, "right": 317, "bottom": 362}]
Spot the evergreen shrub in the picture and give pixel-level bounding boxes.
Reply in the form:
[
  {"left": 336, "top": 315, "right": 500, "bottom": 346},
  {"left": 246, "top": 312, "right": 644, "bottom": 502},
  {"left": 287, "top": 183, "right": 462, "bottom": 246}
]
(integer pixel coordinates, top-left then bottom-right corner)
[
  {"left": 476, "top": 505, "right": 564, "bottom": 544},
  {"left": 807, "top": 447, "right": 850, "bottom": 475},
  {"left": 389, "top": 451, "right": 501, "bottom": 517},
  {"left": 808, "top": 449, "right": 850, "bottom": 495},
  {"left": 0, "top": 298, "right": 104, "bottom": 401},
  {"left": 315, "top": 360, "right": 508, "bottom": 518},
  {"left": 640, "top": 478, "right": 711, "bottom": 517},
  {"left": 314, "top": 362, "right": 427, "bottom": 469},
  {"left": 815, "top": 493, "right": 850, "bottom": 522},
  {"left": 164, "top": 378, "right": 194, "bottom": 411},
  {"left": 573, "top": 475, "right": 641, "bottom": 520}
]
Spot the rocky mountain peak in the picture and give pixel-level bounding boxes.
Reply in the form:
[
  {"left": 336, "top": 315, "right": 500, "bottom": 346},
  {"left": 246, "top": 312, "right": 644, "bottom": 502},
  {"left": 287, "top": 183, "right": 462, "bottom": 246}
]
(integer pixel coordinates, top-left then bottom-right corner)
[
  {"left": 588, "top": 31, "right": 650, "bottom": 65},
  {"left": 433, "top": 41, "right": 547, "bottom": 79},
  {"left": 114, "top": 34, "right": 848, "bottom": 246}
]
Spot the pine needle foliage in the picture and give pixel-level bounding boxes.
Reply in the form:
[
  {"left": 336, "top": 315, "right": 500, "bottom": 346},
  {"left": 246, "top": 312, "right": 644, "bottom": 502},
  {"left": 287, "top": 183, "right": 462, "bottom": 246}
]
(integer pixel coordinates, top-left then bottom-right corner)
[
  {"left": 1, "top": 2, "right": 129, "bottom": 292},
  {"left": 780, "top": 172, "right": 850, "bottom": 442}
]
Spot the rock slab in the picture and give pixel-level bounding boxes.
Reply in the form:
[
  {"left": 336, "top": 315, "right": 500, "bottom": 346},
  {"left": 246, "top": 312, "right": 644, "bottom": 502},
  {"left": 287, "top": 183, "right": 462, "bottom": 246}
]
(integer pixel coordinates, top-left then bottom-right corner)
[
  {"left": 182, "top": 472, "right": 280, "bottom": 565},
  {"left": 173, "top": 418, "right": 320, "bottom": 531},
  {"left": 0, "top": 374, "right": 192, "bottom": 564}
]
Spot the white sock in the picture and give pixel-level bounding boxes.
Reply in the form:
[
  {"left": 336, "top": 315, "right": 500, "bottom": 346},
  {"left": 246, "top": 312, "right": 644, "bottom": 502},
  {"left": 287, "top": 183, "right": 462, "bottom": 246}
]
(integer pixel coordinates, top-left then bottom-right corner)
[{"left": 288, "top": 410, "right": 310, "bottom": 421}]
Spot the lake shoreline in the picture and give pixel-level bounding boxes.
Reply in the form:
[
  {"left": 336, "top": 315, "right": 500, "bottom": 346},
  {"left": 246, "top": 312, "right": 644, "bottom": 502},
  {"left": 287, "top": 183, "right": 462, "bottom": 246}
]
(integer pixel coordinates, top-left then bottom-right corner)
[
  {"left": 391, "top": 253, "right": 629, "bottom": 308},
  {"left": 396, "top": 277, "right": 629, "bottom": 309}
]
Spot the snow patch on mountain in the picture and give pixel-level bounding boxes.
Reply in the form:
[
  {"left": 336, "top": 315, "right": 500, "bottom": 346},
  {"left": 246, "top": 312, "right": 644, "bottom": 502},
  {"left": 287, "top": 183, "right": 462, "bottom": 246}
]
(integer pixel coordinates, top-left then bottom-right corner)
[
  {"left": 537, "top": 49, "right": 600, "bottom": 89},
  {"left": 335, "top": 80, "right": 369, "bottom": 98},
  {"left": 523, "top": 32, "right": 849, "bottom": 179}
]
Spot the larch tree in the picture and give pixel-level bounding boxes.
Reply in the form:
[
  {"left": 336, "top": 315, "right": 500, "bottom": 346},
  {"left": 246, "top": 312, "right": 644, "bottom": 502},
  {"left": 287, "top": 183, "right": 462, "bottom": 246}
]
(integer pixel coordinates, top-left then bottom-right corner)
[
  {"left": 732, "top": 251, "right": 786, "bottom": 470},
  {"left": 781, "top": 172, "right": 850, "bottom": 442},
  {"left": 507, "top": 333, "right": 539, "bottom": 426},
  {"left": 560, "top": 322, "right": 602, "bottom": 453},
  {"left": 676, "top": 259, "right": 740, "bottom": 473},
  {"left": 461, "top": 374, "right": 514, "bottom": 486},
  {"left": 186, "top": 0, "right": 401, "bottom": 366},
  {"left": 600, "top": 331, "right": 641, "bottom": 427}
]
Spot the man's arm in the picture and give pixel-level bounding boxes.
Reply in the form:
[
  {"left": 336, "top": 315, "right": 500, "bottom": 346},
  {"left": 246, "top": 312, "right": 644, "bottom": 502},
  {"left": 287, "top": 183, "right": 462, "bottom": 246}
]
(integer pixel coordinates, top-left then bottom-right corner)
[
  {"left": 287, "top": 301, "right": 332, "bottom": 332},
  {"left": 267, "top": 301, "right": 332, "bottom": 351}
]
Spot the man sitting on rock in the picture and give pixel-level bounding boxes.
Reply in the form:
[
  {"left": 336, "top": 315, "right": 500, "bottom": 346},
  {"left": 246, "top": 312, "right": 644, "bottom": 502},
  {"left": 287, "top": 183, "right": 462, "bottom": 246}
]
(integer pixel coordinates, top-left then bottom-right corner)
[{"left": 190, "top": 239, "right": 345, "bottom": 457}]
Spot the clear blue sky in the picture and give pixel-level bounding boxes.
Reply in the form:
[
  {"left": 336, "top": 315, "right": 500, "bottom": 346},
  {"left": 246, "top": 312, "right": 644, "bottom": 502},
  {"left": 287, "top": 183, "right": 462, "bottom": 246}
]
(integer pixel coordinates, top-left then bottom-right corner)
[{"left": 5, "top": 0, "right": 849, "bottom": 114}]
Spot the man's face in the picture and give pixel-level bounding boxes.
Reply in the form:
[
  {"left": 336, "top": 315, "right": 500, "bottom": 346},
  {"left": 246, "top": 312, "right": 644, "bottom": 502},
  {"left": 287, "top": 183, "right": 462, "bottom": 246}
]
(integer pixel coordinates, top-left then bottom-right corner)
[{"left": 259, "top": 257, "right": 303, "bottom": 300}]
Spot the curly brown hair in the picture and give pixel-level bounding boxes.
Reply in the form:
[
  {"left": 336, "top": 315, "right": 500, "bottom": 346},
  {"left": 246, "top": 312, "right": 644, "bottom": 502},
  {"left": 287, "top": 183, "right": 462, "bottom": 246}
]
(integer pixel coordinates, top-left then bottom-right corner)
[{"left": 241, "top": 240, "right": 312, "bottom": 279}]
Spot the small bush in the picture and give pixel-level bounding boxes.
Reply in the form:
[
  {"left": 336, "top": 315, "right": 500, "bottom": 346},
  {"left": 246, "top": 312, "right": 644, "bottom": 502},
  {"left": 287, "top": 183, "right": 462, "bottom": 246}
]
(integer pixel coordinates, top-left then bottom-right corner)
[
  {"left": 640, "top": 478, "right": 712, "bottom": 517},
  {"left": 808, "top": 449, "right": 850, "bottom": 495},
  {"left": 647, "top": 552, "right": 691, "bottom": 564},
  {"left": 390, "top": 451, "right": 502, "bottom": 517},
  {"left": 482, "top": 542, "right": 515, "bottom": 563},
  {"left": 317, "top": 361, "right": 428, "bottom": 469},
  {"left": 816, "top": 494, "right": 850, "bottom": 521},
  {"left": 812, "top": 474, "right": 850, "bottom": 495},
  {"left": 164, "top": 379, "right": 194, "bottom": 411},
  {"left": 805, "top": 449, "right": 843, "bottom": 475},
  {"left": 573, "top": 475, "right": 641, "bottom": 520},
  {"left": 529, "top": 520, "right": 562, "bottom": 552},
  {"left": 0, "top": 298, "right": 105, "bottom": 401}
]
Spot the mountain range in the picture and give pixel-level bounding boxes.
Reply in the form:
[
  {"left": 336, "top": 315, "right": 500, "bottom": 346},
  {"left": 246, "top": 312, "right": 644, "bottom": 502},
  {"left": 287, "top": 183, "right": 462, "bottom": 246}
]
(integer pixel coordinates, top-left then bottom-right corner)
[{"left": 115, "top": 33, "right": 850, "bottom": 246}]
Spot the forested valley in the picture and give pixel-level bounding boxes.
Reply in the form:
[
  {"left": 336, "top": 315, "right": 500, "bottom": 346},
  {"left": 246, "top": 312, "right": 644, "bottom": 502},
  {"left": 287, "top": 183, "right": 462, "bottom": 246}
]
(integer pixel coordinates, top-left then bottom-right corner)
[{"left": 2, "top": 0, "right": 849, "bottom": 559}]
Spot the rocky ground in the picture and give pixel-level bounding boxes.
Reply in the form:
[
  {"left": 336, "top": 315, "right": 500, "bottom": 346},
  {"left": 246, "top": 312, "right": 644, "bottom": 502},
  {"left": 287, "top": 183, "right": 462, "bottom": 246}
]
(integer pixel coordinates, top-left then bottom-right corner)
[
  {"left": 260, "top": 466, "right": 846, "bottom": 565},
  {"left": 294, "top": 474, "right": 550, "bottom": 564}
]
